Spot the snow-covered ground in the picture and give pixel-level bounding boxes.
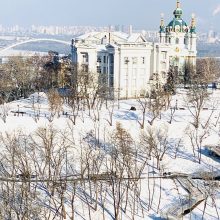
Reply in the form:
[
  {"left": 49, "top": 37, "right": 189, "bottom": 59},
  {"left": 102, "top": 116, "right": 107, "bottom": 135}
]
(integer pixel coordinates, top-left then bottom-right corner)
[{"left": 0, "top": 89, "right": 219, "bottom": 219}]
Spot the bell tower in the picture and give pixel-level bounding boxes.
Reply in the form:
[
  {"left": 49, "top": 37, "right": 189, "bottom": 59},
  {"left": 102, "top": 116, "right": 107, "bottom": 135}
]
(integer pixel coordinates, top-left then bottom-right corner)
[
  {"left": 158, "top": 0, "right": 197, "bottom": 80},
  {"left": 159, "top": 13, "right": 166, "bottom": 44},
  {"left": 159, "top": 0, "right": 197, "bottom": 51},
  {"left": 189, "top": 13, "right": 197, "bottom": 52}
]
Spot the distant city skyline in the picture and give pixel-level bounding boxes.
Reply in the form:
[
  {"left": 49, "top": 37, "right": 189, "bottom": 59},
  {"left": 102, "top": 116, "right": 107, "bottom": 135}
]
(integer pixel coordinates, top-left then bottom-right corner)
[{"left": 0, "top": 0, "right": 220, "bottom": 32}]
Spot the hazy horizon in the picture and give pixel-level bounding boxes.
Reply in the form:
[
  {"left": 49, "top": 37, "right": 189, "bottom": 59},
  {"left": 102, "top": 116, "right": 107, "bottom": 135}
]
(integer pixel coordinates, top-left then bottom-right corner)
[{"left": 0, "top": 0, "right": 220, "bottom": 32}]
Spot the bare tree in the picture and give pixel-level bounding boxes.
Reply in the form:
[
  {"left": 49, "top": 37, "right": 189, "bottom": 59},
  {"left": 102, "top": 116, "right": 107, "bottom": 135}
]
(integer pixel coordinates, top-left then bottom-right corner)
[
  {"left": 196, "top": 58, "right": 220, "bottom": 84},
  {"left": 185, "top": 58, "right": 220, "bottom": 128},
  {"left": 168, "top": 106, "right": 176, "bottom": 124},
  {"left": 147, "top": 88, "right": 170, "bottom": 126},
  {"left": 137, "top": 94, "right": 149, "bottom": 129},
  {"left": 0, "top": 125, "right": 73, "bottom": 219},
  {"left": 186, "top": 125, "right": 210, "bottom": 163},
  {"left": 67, "top": 92, "right": 81, "bottom": 125},
  {"left": 140, "top": 126, "right": 169, "bottom": 169},
  {"left": 2, "top": 56, "right": 38, "bottom": 99},
  {"left": 107, "top": 122, "right": 134, "bottom": 219},
  {"left": 0, "top": 130, "right": 44, "bottom": 219},
  {"left": 47, "top": 89, "right": 63, "bottom": 121},
  {"left": 0, "top": 103, "right": 10, "bottom": 123},
  {"left": 186, "top": 84, "right": 209, "bottom": 129},
  {"left": 105, "top": 99, "right": 116, "bottom": 126}
]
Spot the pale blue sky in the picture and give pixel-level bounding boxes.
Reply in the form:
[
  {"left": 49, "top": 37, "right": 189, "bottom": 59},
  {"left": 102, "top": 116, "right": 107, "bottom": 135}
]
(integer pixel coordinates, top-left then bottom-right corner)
[{"left": 0, "top": 0, "right": 219, "bottom": 31}]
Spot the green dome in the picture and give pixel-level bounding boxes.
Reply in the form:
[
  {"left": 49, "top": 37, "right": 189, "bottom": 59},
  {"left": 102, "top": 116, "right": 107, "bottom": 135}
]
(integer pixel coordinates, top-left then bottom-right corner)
[
  {"left": 166, "top": 18, "right": 188, "bottom": 33},
  {"left": 168, "top": 19, "right": 187, "bottom": 28},
  {"left": 166, "top": 2, "right": 188, "bottom": 33},
  {"left": 173, "top": 8, "right": 183, "bottom": 18},
  {"left": 160, "top": 1, "right": 191, "bottom": 34}
]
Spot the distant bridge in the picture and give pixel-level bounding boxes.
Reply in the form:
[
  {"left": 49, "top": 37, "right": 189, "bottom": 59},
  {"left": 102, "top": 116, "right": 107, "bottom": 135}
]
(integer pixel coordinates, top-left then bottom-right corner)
[{"left": 0, "top": 38, "right": 71, "bottom": 55}]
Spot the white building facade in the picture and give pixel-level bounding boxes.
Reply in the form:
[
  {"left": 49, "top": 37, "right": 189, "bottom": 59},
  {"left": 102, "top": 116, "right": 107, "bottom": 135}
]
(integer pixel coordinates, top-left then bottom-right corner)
[{"left": 71, "top": 1, "right": 197, "bottom": 98}]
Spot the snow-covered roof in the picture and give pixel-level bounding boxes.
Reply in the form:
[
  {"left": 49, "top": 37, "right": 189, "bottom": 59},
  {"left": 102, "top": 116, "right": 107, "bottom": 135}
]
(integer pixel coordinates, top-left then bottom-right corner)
[
  {"left": 127, "top": 33, "right": 147, "bottom": 43},
  {"left": 75, "top": 31, "right": 147, "bottom": 45},
  {"left": 112, "top": 31, "right": 129, "bottom": 40},
  {"left": 76, "top": 32, "right": 99, "bottom": 41}
]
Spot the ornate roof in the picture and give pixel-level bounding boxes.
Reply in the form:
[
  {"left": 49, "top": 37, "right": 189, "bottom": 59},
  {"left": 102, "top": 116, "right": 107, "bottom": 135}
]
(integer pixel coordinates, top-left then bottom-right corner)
[
  {"left": 159, "top": 0, "right": 195, "bottom": 34},
  {"left": 167, "top": 1, "right": 188, "bottom": 32},
  {"left": 168, "top": 19, "right": 187, "bottom": 28}
]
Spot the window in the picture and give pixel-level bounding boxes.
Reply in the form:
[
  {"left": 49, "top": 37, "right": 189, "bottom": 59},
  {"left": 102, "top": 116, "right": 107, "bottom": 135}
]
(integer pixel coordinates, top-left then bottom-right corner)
[
  {"left": 110, "top": 76, "right": 114, "bottom": 87},
  {"left": 161, "top": 62, "right": 166, "bottom": 70},
  {"left": 132, "top": 78, "right": 136, "bottom": 87},
  {"left": 140, "top": 78, "right": 145, "bottom": 87},
  {"left": 102, "top": 76, "right": 107, "bottom": 84},
  {"left": 124, "top": 57, "right": 129, "bottom": 64},
  {"left": 82, "top": 64, "right": 88, "bottom": 72},
  {"left": 140, "top": 68, "right": 145, "bottom": 77},
  {"left": 97, "top": 56, "right": 101, "bottom": 63},
  {"left": 176, "top": 38, "right": 179, "bottom": 44},
  {"left": 103, "top": 56, "right": 106, "bottom": 63},
  {"left": 82, "top": 53, "right": 88, "bottom": 63},
  {"left": 97, "top": 66, "right": 101, "bottom": 73},
  {"left": 109, "top": 54, "right": 114, "bottom": 64},
  {"left": 161, "top": 71, "right": 166, "bottom": 78},
  {"left": 103, "top": 67, "right": 106, "bottom": 74},
  {"left": 132, "top": 57, "right": 137, "bottom": 64},
  {"left": 124, "top": 78, "right": 128, "bottom": 87},
  {"left": 133, "top": 68, "right": 137, "bottom": 79},
  {"left": 175, "top": 25, "right": 180, "bottom": 32},
  {"left": 161, "top": 51, "right": 167, "bottom": 60},
  {"left": 109, "top": 66, "right": 114, "bottom": 75}
]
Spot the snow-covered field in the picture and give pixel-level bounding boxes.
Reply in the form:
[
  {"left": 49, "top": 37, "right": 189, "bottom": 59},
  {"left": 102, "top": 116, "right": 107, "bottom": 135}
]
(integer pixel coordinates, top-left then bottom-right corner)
[{"left": 0, "top": 89, "right": 219, "bottom": 220}]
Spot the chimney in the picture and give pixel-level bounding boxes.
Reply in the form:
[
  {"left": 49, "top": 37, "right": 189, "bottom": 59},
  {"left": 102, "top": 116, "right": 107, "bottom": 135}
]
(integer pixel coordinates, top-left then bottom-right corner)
[{"left": 129, "top": 25, "right": 133, "bottom": 35}]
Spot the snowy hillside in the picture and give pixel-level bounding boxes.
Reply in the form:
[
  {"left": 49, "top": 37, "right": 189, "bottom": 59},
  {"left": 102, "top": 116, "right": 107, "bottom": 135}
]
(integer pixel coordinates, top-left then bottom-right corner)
[{"left": 0, "top": 89, "right": 219, "bottom": 220}]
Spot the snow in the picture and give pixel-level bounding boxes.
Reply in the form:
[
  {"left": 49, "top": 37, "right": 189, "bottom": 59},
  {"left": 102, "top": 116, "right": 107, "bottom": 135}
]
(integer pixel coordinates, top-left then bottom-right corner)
[
  {"left": 0, "top": 90, "right": 220, "bottom": 219},
  {"left": 127, "top": 33, "right": 146, "bottom": 43}
]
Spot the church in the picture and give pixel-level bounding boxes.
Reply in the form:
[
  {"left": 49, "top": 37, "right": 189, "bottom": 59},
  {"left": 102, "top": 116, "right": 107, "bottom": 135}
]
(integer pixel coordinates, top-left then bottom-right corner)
[{"left": 71, "top": 0, "right": 197, "bottom": 98}]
